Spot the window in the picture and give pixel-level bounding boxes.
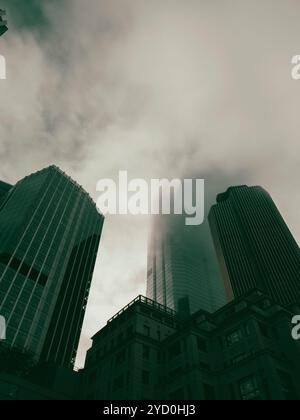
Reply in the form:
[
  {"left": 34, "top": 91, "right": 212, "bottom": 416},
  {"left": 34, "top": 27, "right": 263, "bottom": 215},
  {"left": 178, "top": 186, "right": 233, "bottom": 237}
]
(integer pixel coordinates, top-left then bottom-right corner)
[
  {"left": 277, "top": 370, "right": 297, "bottom": 400},
  {"left": 239, "top": 376, "right": 260, "bottom": 400},
  {"left": 89, "top": 370, "right": 97, "bottom": 385},
  {"left": 244, "top": 323, "right": 251, "bottom": 336},
  {"left": 0, "top": 253, "right": 48, "bottom": 286},
  {"left": 231, "top": 352, "right": 253, "bottom": 365},
  {"left": 261, "top": 299, "right": 271, "bottom": 309},
  {"left": 158, "top": 351, "right": 163, "bottom": 364},
  {"left": 143, "top": 325, "right": 150, "bottom": 337},
  {"left": 126, "top": 325, "right": 133, "bottom": 337},
  {"left": 197, "top": 336, "right": 207, "bottom": 352},
  {"left": 142, "top": 370, "right": 150, "bottom": 385},
  {"left": 203, "top": 383, "right": 215, "bottom": 400},
  {"left": 169, "top": 388, "right": 185, "bottom": 400},
  {"left": 168, "top": 341, "right": 181, "bottom": 359},
  {"left": 199, "top": 361, "right": 209, "bottom": 370},
  {"left": 218, "top": 336, "right": 224, "bottom": 350},
  {"left": 141, "top": 307, "right": 151, "bottom": 316},
  {"left": 113, "top": 374, "right": 124, "bottom": 391},
  {"left": 229, "top": 384, "right": 236, "bottom": 401},
  {"left": 258, "top": 322, "right": 269, "bottom": 338},
  {"left": 226, "top": 329, "right": 243, "bottom": 346},
  {"left": 142, "top": 345, "right": 150, "bottom": 360},
  {"left": 151, "top": 312, "right": 162, "bottom": 322},
  {"left": 126, "top": 371, "right": 130, "bottom": 385},
  {"left": 273, "top": 328, "right": 279, "bottom": 340},
  {"left": 115, "top": 350, "right": 126, "bottom": 365},
  {"left": 169, "top": 367, "right": 183, "bottom": 380}
]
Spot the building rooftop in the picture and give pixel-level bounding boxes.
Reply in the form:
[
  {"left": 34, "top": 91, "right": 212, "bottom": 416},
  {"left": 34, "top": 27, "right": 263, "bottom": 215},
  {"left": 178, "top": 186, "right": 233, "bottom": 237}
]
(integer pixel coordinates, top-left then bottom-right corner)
[
  {"left": 216, "top": 185, "right": 248, "bottom": 203},
  {"left": 92, "top": 295, "right": 177, "bottom": 342},
  {"left": 16, "top": 165, "right": 103, "bottom": 216},
  {"left": 107, "top": 295, "right": 176, "bottom": 324}
]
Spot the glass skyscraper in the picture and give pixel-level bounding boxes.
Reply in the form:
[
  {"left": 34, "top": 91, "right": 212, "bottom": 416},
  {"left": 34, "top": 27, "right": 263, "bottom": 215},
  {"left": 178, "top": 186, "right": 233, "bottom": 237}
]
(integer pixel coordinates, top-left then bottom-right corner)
[
  {"left": 0, "top": 166, "right": 104, "bottom": 368},
  {"left": 147, "top": 215, "right": 227, "bottom": 315},
  {"left": 208, "top": 185, "right": 300, "bottom": 306}
]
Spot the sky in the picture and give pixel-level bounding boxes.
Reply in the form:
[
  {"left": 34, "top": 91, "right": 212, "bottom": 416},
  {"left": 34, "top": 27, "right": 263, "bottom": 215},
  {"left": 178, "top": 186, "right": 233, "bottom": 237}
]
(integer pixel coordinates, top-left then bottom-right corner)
[{"left": 0, "top": 0, "right": 300, "bottom": 367}]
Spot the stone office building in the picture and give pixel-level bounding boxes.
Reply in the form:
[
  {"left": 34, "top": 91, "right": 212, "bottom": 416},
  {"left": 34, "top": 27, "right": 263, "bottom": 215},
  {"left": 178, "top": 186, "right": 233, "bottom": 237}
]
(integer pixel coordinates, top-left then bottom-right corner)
[{"left": 83, "top": 291, "right": 300, "bottom": 400}]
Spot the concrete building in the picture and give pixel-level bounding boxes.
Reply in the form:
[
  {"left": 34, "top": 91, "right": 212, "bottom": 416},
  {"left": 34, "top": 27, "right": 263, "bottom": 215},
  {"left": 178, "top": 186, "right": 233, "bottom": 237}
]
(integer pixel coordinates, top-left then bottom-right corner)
[
  {"left": 83, "top": 296, "right": 179, "bottom": 400},
  {"left": 83, "top": 291, "right": 300, "bottom": 400}
]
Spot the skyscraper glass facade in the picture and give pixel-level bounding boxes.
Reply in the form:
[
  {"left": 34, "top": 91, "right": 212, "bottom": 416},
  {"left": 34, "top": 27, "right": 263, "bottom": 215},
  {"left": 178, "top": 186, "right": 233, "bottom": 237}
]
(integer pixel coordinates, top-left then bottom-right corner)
[
  {"left": 208, "top": 185, "right": 300, "bottom": 306},
  {"left": 0, "top": 166, "right": 104, "bottom": 367},
  {"left": 147, "top": 215, "right": 227, "bottom": 314}
]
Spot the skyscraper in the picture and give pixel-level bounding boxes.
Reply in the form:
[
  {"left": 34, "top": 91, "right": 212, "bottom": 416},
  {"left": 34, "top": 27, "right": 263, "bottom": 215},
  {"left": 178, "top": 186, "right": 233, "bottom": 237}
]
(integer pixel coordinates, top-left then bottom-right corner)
[
  {"left": 208, "top": 185, "right": 300, "bottom": 306},
  {"left": 0, "top": 166, "right": 104, "bottom": 368},
  {"left": 147, "top": 215, "right": 226, "bottom": 314}
]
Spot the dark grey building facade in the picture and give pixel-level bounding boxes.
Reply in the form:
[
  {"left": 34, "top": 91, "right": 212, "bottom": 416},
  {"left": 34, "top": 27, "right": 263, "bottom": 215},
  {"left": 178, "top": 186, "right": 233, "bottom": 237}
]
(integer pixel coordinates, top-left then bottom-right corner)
[
  {"left": 0, "top": 166, "right": 104, "bottom": 368},
  {"left": 208, "top": 186, "right": 300, "bottom": 306},
  {"left": 83, "top": 292, "right": 300, "bottom": 400}
]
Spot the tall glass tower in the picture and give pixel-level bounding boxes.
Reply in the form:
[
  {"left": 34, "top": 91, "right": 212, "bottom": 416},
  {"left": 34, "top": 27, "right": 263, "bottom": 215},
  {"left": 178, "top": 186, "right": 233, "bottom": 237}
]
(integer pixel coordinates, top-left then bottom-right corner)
[
  {"left": 208, "top": 185, "right": 300, "bottom": 306},
  {"left": 0, "top": 166, "right": 104, "bottom": 368},
  {"left": 147, "top": 215, "right": 227, "bottom": 315}
]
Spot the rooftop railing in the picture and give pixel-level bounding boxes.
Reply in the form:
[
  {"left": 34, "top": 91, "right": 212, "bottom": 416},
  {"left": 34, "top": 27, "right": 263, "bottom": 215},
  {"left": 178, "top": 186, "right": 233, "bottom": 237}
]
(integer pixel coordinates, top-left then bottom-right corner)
[{"left": 107, "top": 295, "right": 176, "bottom": 324}]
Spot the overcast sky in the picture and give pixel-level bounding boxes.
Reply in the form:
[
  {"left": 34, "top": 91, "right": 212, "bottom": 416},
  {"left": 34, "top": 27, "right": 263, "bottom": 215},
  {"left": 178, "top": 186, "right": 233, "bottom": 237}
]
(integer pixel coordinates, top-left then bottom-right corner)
[{"left": 1, "top": 0, "right": 300, "bottom": 367}]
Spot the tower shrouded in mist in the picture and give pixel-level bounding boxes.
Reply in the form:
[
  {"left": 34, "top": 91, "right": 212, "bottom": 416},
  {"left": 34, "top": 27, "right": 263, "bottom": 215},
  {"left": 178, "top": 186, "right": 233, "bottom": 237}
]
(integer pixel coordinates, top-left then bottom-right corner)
[
  {"left": 0, "top": 166, "right": 104, "bottom": 368},
  {"left": 208, "top": 185, "right": 300, "bottom": 306},
  {"left": 147, "top": 215, "right": 227, "bottom": 315}
]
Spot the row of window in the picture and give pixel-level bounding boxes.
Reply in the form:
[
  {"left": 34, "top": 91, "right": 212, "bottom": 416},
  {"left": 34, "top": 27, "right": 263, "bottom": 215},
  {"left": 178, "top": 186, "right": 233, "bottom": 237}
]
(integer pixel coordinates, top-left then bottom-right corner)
[
  {"left": 221, "top": 320, "right": 278, "bottom": 350},
  {"left": 89, "top": 368, "right": 151, "bottom": 391},
  {"left": 88, "top": 325, "right": 134, "bottom": 364},
  {"left": 230, "top": 370, "right": 296, "bottom": 400},
  {"left": 169, "top": 371, "right": 295, "bottom": 400}
]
